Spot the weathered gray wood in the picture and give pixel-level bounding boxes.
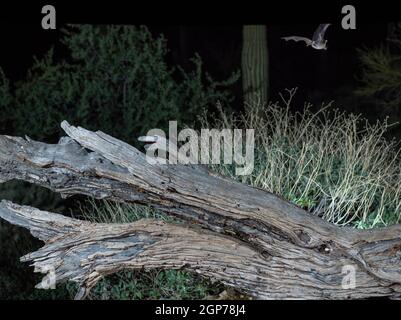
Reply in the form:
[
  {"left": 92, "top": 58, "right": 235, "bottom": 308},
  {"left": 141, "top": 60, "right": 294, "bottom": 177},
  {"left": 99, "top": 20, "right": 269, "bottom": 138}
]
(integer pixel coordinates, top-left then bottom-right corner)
[
  {"left": 0, "top": 122, "right": 401, "bottom": 299},
  {"left": 1, "top": 201, "right": 400, "bottom": 300}
]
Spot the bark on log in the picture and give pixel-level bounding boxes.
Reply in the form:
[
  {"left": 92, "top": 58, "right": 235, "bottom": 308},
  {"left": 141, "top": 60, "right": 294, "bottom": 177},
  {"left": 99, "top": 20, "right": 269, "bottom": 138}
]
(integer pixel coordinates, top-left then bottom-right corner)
[{"left": 0, "top": 122, "right": 401, "bottom": 299}]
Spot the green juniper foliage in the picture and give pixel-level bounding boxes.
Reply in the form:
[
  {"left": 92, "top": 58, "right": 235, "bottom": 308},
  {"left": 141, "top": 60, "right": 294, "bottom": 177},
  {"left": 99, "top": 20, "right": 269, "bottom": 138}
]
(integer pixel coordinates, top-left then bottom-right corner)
[{"left": 9, "top": 25, "right": 239, "bottom": 143}]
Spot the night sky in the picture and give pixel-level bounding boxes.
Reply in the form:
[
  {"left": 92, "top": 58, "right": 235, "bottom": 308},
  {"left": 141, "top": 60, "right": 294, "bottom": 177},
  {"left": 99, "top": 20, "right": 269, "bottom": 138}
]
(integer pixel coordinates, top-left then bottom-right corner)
[
  {"left": 0, "top": 2, "right": 397, "bottom": 117},
  {"left": 0, "top": 23, "right": 389, "bottom": 106}
]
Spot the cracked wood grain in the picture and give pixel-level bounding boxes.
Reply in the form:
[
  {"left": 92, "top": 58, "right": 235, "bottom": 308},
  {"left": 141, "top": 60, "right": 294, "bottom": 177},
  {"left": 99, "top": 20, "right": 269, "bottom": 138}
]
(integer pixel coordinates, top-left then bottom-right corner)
[{"left": 0, "top": 122, "right": 401, "bottom": 299}]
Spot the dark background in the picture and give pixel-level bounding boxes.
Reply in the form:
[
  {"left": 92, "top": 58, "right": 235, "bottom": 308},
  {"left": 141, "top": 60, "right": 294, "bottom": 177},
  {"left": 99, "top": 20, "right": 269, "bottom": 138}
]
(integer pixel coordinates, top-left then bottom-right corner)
[
  {"left": 0, "top": 2, "right": 397, "bottom": 113},
  {"left": 0, "top": 23, "right": 387, "bottom": 98}
]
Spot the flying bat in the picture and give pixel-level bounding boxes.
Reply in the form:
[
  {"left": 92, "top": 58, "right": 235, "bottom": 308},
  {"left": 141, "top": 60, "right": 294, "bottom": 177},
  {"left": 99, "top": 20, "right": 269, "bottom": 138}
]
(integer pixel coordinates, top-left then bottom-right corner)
[{"left": 281, "top": 24, "right": 332, "bottom": 50}]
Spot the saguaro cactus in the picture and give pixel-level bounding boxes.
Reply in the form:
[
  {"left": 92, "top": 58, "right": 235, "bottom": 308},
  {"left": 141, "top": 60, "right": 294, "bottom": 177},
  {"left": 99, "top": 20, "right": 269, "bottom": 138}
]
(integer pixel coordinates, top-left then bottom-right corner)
[{"left": 241, "top": 25, "right": 269, "bottom": 105}]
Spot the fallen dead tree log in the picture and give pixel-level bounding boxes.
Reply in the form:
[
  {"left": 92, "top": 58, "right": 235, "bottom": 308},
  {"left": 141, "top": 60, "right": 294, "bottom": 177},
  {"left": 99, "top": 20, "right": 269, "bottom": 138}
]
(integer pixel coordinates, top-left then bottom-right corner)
[{"left": 0, "top": 121, "right": 401, "bottom": 299}]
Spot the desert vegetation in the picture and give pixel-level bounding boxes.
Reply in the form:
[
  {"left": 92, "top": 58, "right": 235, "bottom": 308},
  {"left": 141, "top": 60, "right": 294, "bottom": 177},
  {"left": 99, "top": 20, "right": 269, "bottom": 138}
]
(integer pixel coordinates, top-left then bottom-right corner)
[{"left": 0, "top": 24, "right": 400, "bottom": 300}]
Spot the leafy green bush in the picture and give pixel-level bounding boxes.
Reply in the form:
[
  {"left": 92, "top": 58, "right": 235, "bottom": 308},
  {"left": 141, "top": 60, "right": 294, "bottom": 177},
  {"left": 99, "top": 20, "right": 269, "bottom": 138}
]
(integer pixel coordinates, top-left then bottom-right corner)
[
  {"left": 71, "top": 199, "right": 224, "bottom": 300},
  {"left": 11, "top": 25, "right": 238, "bottom": 143}
]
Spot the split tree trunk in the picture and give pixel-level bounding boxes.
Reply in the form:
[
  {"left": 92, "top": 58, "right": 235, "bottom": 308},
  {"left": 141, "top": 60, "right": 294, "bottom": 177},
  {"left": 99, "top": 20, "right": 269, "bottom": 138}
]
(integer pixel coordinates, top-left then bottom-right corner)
[
  {"left": 242, "top": 25, "right": 269, "bottom": 105},
  {"left": 0, "top": 122, "right": 401, "bottom": 299}
]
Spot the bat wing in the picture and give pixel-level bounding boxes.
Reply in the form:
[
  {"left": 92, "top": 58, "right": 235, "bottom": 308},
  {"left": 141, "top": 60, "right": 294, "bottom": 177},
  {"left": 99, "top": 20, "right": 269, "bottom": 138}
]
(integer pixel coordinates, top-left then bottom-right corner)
[
  {"left": 312, "top": 24, "right": 331, "bottom": 42},
  {"left": 281, "top": 36, "right": 313, "bottom": 46}
]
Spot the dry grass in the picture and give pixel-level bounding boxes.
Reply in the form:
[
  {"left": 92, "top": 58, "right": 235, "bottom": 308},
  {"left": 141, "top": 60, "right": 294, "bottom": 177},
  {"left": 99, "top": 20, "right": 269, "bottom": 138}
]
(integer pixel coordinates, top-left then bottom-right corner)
[
  {"left": 203, "top": 89, "right": 401, "bottom": 228},
  {"left": 85, "top": 89, "right": 401, "bottom": 229}
]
